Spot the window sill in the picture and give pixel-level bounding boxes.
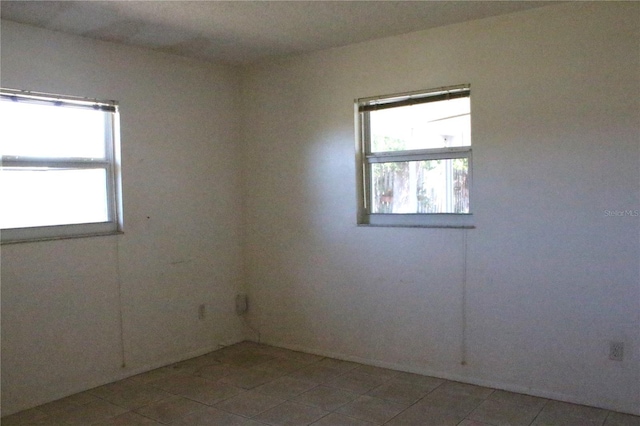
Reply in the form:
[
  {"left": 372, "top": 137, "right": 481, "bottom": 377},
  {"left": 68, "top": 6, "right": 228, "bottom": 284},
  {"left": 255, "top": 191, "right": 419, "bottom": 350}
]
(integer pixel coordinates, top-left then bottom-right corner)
[
  {"left": 358, "top": 213, "right": 474, "bottom": 228},
  {"left": 358, "top": 224, "right": 475, "bottom": 229},
  {"left": 1, "top": 228, "right": 123, "bottom": 245}
]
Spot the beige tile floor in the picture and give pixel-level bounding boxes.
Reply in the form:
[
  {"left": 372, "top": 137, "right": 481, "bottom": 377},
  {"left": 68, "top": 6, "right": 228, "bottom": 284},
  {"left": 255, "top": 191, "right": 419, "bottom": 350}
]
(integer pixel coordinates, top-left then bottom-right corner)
[{"left": 2, "top": 341, "right": 639, "bottom": 426}]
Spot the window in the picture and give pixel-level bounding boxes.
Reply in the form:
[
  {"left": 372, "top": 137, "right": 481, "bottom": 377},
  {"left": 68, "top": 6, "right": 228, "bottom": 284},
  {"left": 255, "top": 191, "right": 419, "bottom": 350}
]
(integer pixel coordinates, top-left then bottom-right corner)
[
  {"left": 356, "top": 84, "right": 473, "bottom": 227},
  {"left": 0, "top": 89, "right": 122, "bottom": 242}
]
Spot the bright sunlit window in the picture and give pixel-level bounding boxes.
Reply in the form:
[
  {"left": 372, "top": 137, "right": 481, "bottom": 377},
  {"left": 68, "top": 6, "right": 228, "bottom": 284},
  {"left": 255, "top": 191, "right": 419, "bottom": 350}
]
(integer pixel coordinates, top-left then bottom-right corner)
[
  {"left": 0, "top": 89, "right": 122, "bottom": 242},
  {"left": 356, "top": 84, "right": 473, "bottom": 227}
]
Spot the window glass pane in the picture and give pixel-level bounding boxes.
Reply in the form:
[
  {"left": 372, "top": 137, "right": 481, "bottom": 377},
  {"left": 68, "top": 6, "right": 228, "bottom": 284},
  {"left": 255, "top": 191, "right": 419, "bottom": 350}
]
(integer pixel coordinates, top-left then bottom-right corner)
[
  {"left": 370, "top": 97, "right": 470, "bottom": 153},
  {"left": 371, "top": 158, "right": 469, "bottom": 214},
  {"left": 0, "top": 100, "right": 106, "bottom": 158},
  {"left": 0, "top": 168, "right": 109, "bottom": 229}
]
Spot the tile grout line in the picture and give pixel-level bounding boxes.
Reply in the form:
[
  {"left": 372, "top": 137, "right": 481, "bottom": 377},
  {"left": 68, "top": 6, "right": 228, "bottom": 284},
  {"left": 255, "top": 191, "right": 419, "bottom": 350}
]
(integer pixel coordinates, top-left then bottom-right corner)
[
  {"left": 4, "top": 342, "right": 639, "bottom": 425},
  {"left": 526, "top": 398, "right": 551, "bottom": 426},
  {"left": 380, "top": 378, "right": 449, "bottom": 425}
]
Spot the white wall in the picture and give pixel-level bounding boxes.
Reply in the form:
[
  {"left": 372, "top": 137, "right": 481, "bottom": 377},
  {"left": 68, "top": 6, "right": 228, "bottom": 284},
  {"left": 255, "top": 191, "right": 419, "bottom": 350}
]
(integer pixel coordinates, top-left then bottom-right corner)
[
  {"left": 241, "top": 2, "right": 640, "bottom": 415},
  {"left": 2, "top": 2, "right": 639, "bottom": 417},
  {"left": 1, "top": 21, "right": 246, "bottom": 415}
]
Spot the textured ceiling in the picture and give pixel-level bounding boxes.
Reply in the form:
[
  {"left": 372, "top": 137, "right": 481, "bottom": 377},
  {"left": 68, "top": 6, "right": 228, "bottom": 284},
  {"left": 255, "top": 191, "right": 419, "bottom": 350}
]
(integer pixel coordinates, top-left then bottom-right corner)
[{"left": 1, "top": 1, "right": 552, "bottom": 65}]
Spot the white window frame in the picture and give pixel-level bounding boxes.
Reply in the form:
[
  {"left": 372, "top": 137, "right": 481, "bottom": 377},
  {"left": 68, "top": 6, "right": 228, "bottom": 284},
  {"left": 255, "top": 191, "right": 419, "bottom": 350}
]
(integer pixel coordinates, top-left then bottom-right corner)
[
  {"left": 355, "top": 84, "right": 474, "bottom": 228},
  {"left": 0, "top": 88, "right": 123, "bottom": 243}
]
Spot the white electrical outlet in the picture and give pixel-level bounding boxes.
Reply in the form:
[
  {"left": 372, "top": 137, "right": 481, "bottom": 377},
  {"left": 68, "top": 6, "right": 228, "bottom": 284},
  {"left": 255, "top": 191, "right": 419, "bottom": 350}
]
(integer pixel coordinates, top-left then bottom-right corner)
[
  {"left": 609, "top": 341, "right": 624, "bottom": 361},
  {"left": 198, "top": 304, "right": 206, "bottom": 320}
]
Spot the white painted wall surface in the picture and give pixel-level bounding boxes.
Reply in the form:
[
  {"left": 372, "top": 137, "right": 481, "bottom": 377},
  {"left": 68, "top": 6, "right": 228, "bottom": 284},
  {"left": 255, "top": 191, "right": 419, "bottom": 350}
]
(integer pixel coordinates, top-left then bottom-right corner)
[
  {"left": 1, "top": 2, "right": 638, "bottom": 417},
  {"left": 1, "top": 21, "right": 245, "bottom": 414},
  {"left": 241, "top": 3, "right": 640, "bottom": 414}
]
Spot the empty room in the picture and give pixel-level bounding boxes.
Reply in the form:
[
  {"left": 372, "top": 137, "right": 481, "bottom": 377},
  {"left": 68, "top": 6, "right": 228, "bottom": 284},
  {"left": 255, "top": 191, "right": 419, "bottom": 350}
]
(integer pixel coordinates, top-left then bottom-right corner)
[{"left": 1, "top": 1, "right": 638, "bottom": 425}]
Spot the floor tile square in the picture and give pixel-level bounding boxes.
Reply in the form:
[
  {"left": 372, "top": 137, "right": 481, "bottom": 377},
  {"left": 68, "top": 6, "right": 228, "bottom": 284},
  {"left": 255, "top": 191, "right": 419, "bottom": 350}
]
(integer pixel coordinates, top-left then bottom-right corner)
[
  {"left": 336, "top": 395, "right": 407, "bottom": 425},
  {"left": 366, "top": 380, "right": 432, "bottom": 405},
  {"left": 311, "top": 412, "right": 375, "bottom": 425},
  {"left": 172, "top": 406, "right": 263, "bottom": 425},
  {"left": 194, "top": 363, "right": 242, "bottom": 381},
  {"left": 416, "top": 391, "right": 485, "bottom": 417},
  {"left": 468, "top": 398, "right": 542, "bottom": 426},
  {"left": 385, "top": 404, "right": 466, "bottom": 426},
  {"left": 458, "top": 420, "right": 495, "bottom": 426},
  {"left": 532, "top": 400, "right": 609, "bottom": 426},
  {"left": 254, "top": 376, "right": 318, "bottom": 399},
  {"left": 178, "top": 381, "right": 244, "bottom": 406},
  {"left": 48, "top": 399, "right": 129, "bottom": 425},
  {"left": 149, "top": 373, "right": 210, "bottom": 394},
  {"left": 254, "top": 401, "right": 329, "bottom": 426},
  {"left": 35, "top": 391, "right": 101, "bottom": 416},
  {"left": 288, "top": 364, "right": 345, "bottom": 383},
  {"left": 97, "top": 384, "right": 173, "bottom": 410},
  {"left": 93, "top": 411, "right": 165, "bottom": 425},
  {"left": 7, "top": 342, "right": 639, "bottom": 426},
  {"left": 293, "top": 385, "right": 359, "bottom": 411},
  {"left": 605, "top": 411, "right": 640, "bottom": 426},
  {"left": 134, "top": 395, "right": 208, "bottom": 423},
  {"left": 215, "top": 390, "right": 285, "bottom": 417},
  {"left": 218, "top": 367, "right": 281, "bottom": 389},
  {"left": 89, "top": 379, "right": 141, "bottom": 400},
  {"left": 392, "top": 372, "right": 445, "bottom": 391},
  {"left": 324, "top": 372, "right": 387, "bottom": 394},
  {"left": 488, "top": 390, "right": 547, "bottom": 410}
]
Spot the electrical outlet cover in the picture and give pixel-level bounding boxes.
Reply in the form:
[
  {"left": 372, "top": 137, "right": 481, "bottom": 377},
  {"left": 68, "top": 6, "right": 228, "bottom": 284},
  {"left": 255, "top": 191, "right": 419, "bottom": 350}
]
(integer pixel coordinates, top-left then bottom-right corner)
[{"left": 609, "top": 341, "right": 624, "bottom": 361}]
